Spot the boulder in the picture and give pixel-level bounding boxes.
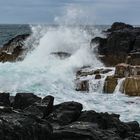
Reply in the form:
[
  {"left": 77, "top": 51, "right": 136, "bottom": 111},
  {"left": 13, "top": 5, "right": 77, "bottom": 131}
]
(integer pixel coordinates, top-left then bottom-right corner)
[
  {"left": 75, "top": 79, "right": 89, "bottom": 92},
  {"left": 95, "top": 74, "right": 101, "bottom": 79},
  {"left": 0, "top": 93, "right": 10, "bottom": 106},
  {"left": 0, "top": 93, "right": 140, "bottom": 140},
  {"left": 42, "top": 95, "right": 54, "bottom": 117},
  {"left": 13, "top": 93, "right": 41, "bottom": 110},
  {"left": 78, "top": 111, "right": 131, "bottom": 138},
  {"left": 52, "top": 122, "right": 121, "bottom": 140},
  {"left": 104, "top": 76, "right": 118, "bottom": 93},
  {"left": 107, "top": 22, "right": 133, "bottom": 32},
  {"left": 122, "top": 77, "right": 140, "bottom": 96},
  {"left": 0, "top": 111, "right": 52, "bottom": 140},
  {"left": 52, "top": 110, "right": 136, "bottom": 140},
  {"left": 46, "top": 101, "right": 83, "bottom": 127},
  {"left": 24, "top": 95, "right": 54, "bottom": 118},
  {"left": 0, "top": 34, "right": 30, "bottom": 62},
  {"left": 24, "top": 104, "right": 44, "bottom": 118},
  {"left": 91, "top": 22, "right": 140, "bottom": 66}
]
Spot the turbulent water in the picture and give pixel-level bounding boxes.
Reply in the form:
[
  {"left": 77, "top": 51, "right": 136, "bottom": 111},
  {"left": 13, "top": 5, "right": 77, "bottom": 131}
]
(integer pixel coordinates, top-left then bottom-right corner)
[{"left": 0, "top": 24, "right": 140, "bottom": 123}]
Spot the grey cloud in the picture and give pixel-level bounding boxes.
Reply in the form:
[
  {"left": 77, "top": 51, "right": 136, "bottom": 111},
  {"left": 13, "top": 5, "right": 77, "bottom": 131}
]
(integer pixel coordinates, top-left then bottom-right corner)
[{"left": 0, "top": 0, "right": 139, "bottom": 24}]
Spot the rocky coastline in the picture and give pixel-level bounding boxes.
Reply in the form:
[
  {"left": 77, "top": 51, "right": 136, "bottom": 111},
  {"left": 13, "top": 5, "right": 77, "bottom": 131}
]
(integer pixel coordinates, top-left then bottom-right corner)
[
  {"left": 0, "top": 34, "right": 30, "bottom": 62},
  {"left": 77, "top": 22, "right": 140, "bottom": 96},
  {"left": 0, "top": 22, "right": 140, "bottom": 139},
  {"left": 0, "top": 92, "right": 140, "bottom": 140}
]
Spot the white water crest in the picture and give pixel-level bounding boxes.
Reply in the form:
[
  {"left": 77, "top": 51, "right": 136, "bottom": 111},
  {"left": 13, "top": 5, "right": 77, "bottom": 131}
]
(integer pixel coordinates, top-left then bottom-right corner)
[{"left": 0, "top": 7, "right": 140, "bottom": 123}]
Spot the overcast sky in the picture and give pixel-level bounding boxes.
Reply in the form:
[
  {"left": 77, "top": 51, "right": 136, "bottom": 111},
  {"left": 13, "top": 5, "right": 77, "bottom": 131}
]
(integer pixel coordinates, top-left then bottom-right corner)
[{"left": 0, "top": 0, "right": 140, "bottom": 24}]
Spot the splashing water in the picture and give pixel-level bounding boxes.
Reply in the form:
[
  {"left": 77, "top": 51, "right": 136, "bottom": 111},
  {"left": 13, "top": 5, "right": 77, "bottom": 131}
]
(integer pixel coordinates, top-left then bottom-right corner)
[{"left": 0, "top": 6, "right": 140, "bottom": 123}]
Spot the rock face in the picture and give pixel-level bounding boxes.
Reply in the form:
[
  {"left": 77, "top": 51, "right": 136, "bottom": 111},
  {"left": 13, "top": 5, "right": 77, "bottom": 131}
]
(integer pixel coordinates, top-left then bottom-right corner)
[
  {"left": 13, "top": 93, "right": 41, "bottom": 109},
  {"left": 0, "top": 112, "right": 52, "bottom": 140},
  {"left": 0, "top": 93, "right": 10, "bottom": 106},
  {"left": 75, "top": 80, "right": 89, "bottom": 92},
  {"left": 0, "top": 34, "right": 30, "bottom": 62},
  {"left": 46, "top": 101, "right": 83, "bottom": 126},
  {"left": 107, "top": 22, "right": 133, "bottom": 32},
  {"left": 122, "top": 77, "right": 140, "bottom": 96},
  {"left": 115, "top": 63, "right": 140, "bottom": 78},
  {"left": 75, "top": 67, "right": 113, "bottom": 92},
  {"left": 91, "top": 22, "right": 140, "bottom": 66},
  {"left": 104, "top": 76, "right": 118, "bottom": 93},
  {"left": 0, "top": 93, "right": 140, "bottom": 140},
  {"left": 127, "top": 52, "right": 140, "bottom": 65}
]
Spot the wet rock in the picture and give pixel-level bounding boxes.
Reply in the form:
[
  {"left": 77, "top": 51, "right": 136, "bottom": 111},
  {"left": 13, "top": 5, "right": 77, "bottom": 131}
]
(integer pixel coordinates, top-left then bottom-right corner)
[
  {"left": 99, "top": 55, "right": 126, "bottom": 67},
  {"left": 75, "top": 79, "right": 89, "bottom": 92},
  {"left": 24, "top": 104, "right": 44, "bottom": 118},
  {"left": 104, "top": 76, "right": 118, "bottom": 93},
  {"left": 0, "top": 93, "right": 140, "bottom": 140},
  {"left": 46, "top": 101, "right": 83, "bottom": 127},
  {"left": 122, "top": 77, "right": 140, "bottom": 96},
  {"left": 24, "top": 95, "right": 54, "bottom": 118},
  {"left": 101, "top": 69, "right": 112, "bottom": 74},
  {"left": 42, "top": 95, "right": 54, "bottom": 117},
  {"left": 127, "top": 52, "right": 140, "bottom": 65},
  {"left": 78, "top": 111, "right": 132, "bottom": 139},
  {"left": 13, "top": 93, "right": 41, "bottom": 110},
  {"left": 107, "top": 22, "right": 133, "bottom": 32},
  {"left": 52, "top": 121, "right": 122, "bottom": 140},
  {"left": 95, "top": 74, "right": 102, "bottom": 79},
  {"left": 51, "top": 52, "right": 71, "bottom": 59},
  {"left": 9, "top": 96, "right": 15, "bottom": 106},
  {"left": 76, "top": 69, "right": 95, "bottom": 77},
  {"left": 91, "top": 22, "right": 140, "bottom": 66},
  {"left": 76, "top": 68, "right": 112, "bottom": 78},
  {"left": 0, "top": 34, "right": 30, "bottom": 62},
  {"left": 115, "top": 63, "right": 140, "bottom": 78},
  {"left": 0, "top": 93, "right": 10, "bottom": 106},
  {"left": 0, "top": 106, "right": 13, "bottom": 113},
  {"left": 133, "top": 35, "right": 140, "bottom": 51},
  {"left": 115, "top": 63, "right": 130, "bottom": 78},
  {"left": 0, "top": 111, "right": 52, "bottom": 140},
  {"left": 126, "top": 121, "right": 139, "bottom": 132}
]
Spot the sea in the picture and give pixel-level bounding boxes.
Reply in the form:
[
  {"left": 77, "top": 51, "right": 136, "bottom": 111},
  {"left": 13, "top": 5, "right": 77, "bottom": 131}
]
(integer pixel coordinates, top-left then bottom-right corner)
[{"left": 0, "top": 24, "right": 140, "bottom": 123}]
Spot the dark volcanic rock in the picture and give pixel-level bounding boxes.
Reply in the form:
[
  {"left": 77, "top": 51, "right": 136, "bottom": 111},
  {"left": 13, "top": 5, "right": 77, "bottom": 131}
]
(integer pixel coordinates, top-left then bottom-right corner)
[
  {"left": 42, "top": 95, "right": 54, "bottom": 117},
  {"left": 52, "top": 122, "right": 122, "bottom": 140},
  {"left": 0, "top": 93, "right": 10, "bottom": 106},
  {"left": 13, "top": 93, "right": 41, "bottom": 110},
  {"left": 133, "top": 35, "right": 140, "bottom": 51},
  {"left": 0, "top": 93, "right": 140, "bottom": 140},
  {"left": 75, "top": 80, "right": 89, "bottom": 92},
  {"left": 107, "top": 22, "right": 133, "bottom": 32},
  {"left": 0, "top": 111, "right": 52, "bottom": 140},
  {"left": 46, "top": 101, "right": 83, "bottom": 127},
  {"left": 0, "top": 34, "right": 30, "bottom": 62},
  {"left": 91, "top": 22, "right": 140, "bottom": 66},
  {"left": 24, "top": 95, "right": 54, "bottom": 118}
]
